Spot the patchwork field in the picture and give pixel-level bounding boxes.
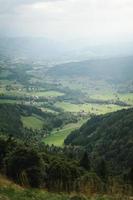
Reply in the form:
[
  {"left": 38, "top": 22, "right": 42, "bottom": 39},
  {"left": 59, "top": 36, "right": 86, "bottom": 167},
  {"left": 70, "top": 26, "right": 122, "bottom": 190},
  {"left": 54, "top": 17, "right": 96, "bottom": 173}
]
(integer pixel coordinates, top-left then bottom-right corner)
[{"left": 0, "top": 57, "right": 133, "bottom": 148}]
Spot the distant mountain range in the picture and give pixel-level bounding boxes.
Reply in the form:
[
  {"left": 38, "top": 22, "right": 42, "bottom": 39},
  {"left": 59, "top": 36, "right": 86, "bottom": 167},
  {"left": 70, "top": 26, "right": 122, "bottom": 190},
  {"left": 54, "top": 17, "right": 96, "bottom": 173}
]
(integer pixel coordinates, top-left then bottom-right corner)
[
  {"left": 0, "top": 37, "right": 133, "bottom": 62},
  {"left": 47, "top": 56, "right": 133, "bottom": 84}
]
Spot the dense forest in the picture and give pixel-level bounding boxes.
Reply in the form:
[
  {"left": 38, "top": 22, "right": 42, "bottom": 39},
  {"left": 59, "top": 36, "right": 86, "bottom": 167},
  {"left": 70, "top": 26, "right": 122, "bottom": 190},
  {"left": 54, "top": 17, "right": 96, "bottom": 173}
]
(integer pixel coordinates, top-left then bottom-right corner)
[
  {"left": 65, "top": 108, "right": 133, "bottom": 176},
  {"left": 0, "top": 131, "right": 132, "bottom": 196},
  {"left": 0, "top": 104, "right": 133, "bottom": 199}
]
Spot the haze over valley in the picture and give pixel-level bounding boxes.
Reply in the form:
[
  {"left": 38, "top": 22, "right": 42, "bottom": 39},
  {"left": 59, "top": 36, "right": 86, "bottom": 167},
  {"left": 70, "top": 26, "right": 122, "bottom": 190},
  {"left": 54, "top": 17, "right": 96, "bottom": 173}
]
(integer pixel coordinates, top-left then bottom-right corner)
[{"left": 0, "top": 0, "right": 133, "bottom": 200}]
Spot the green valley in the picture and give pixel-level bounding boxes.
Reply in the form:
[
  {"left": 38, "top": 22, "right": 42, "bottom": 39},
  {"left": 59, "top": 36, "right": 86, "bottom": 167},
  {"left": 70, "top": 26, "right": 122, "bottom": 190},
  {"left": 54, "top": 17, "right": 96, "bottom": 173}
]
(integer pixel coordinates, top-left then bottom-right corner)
[{"left": 0, "top": 41, "right": 133, "bottom": 200}]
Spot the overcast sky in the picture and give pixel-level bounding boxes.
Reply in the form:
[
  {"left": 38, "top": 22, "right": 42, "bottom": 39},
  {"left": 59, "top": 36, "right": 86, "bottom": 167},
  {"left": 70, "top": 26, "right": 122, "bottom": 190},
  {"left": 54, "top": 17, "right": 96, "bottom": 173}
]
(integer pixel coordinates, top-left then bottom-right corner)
[{"left": 0, "top": 0, "right": 133, "bottom": 44}]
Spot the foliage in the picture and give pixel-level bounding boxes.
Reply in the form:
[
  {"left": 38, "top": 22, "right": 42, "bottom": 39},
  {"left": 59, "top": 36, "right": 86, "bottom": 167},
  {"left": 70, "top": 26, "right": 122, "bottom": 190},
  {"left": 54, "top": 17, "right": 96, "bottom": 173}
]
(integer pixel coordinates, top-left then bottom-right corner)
[
  {"left": 65, "top": 108, "right": 133, "bottom": 176},
  {"left": 0, "top": 104, "right": 78, "bottom": 139}
]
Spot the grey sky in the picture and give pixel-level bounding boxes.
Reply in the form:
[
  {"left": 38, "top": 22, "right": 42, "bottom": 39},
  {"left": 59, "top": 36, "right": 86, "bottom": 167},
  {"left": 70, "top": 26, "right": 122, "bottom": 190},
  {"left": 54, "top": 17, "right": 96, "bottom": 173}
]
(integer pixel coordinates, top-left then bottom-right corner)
[{"left": 0, "top": 0, "right": 133, "bottom": 44}]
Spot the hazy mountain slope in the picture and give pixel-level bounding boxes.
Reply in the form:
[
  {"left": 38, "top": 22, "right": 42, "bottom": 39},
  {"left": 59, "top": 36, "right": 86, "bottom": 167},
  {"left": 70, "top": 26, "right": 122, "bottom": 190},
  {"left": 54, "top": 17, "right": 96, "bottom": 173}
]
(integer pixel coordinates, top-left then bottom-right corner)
[
  {"left": 65, "top": 108, "right": 133, "bottom": 173},
  {"left": 47, "top": 56, "right": 133, "bottom": 83}
]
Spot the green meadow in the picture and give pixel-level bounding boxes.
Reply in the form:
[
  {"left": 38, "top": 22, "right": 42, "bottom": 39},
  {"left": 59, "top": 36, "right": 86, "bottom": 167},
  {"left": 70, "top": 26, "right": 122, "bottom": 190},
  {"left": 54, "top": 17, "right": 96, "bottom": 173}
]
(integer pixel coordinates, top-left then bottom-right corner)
[
  {"left": 55, "top": 101, "right": 127, "bottom": 114},
  {"left": 44, "top": 119, "right": 86, "bottom": 146},
  {"left": 30, "top": 90, "right": 64, "bottom": 97},
  {"left": 21, "top": 116, "right": 44, "bottom": 130},
  {"left": 0, "top": 99, "right": 19, "bottom": 104},
  {"left": 91, "top": 93, "right": 133, "bottom": 105}
]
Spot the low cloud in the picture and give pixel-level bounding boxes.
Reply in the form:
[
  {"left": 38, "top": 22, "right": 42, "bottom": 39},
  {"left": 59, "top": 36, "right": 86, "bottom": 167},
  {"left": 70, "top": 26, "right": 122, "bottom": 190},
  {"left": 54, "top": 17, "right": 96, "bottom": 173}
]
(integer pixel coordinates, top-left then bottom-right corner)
[
  {"left": 0, "top": 0, "right": 63, "bottom": 14},
  {"left": 0, "top": 0, "right": 133, "bottom": 43}
]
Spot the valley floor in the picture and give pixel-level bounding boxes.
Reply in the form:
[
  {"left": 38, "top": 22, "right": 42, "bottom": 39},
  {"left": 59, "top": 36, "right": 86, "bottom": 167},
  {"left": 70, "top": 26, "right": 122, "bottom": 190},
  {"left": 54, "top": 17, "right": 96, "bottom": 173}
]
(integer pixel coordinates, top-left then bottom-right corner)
[{"left": 44, "top": 119, "right": 86, "bottom": 146}]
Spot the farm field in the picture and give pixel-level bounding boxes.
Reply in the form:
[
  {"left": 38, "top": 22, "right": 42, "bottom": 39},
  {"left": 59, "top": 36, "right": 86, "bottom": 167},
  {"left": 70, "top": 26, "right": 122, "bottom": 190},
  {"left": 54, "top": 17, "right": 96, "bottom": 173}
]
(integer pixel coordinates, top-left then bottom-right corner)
[
  {"left": 0, "top": 70, "right": 11, "bottom": 78},
  {"left": 0, "top": 89, "right": 64, "bottom": 98},
  {"left": 44, "top": 119, "right": 87, "bottom": 146},
  {"left": 90, "top": 93, "right": 133, "bottom": 105},
  {"left": 30, "top": 90, "right": 64, "bottom": 97},
  {"left": 118, "top": 93, "right": 133, "bottom": 105},
  {"left": 55, "top": 101, "right": 128, "bottom": 114},
  {"left": 90, "top": 93, "right": 117, "bottom": 101},
  {"left": 40, "top": 107, "right": 56, "bottom": 113},
  {"left": 0, "top": 99, "right": 19, "bottom": 104},
  {"left": 21, "top": 115, "right": 44, "bottom": 130}
]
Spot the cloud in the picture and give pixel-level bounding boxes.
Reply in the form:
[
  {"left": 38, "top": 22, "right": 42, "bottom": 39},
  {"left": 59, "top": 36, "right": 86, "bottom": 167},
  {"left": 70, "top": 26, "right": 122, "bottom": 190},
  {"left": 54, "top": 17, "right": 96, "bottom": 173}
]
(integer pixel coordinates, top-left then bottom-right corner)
[
  {"left": 0, "top": 0, "right": 133, "bottom": 43},
  {"left": 0, "top": 0, "right": 63, "bottom": 14}
]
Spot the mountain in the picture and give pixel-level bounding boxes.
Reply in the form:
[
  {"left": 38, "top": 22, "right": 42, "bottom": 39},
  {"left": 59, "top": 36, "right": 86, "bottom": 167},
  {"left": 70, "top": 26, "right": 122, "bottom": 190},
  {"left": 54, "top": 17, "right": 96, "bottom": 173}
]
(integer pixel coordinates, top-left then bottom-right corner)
[
  {"left": 47, "top": 56, "right": 133, "bottom": 84},
  {"left": 65, "top": 108, "right": 133, "bottom": 174}
]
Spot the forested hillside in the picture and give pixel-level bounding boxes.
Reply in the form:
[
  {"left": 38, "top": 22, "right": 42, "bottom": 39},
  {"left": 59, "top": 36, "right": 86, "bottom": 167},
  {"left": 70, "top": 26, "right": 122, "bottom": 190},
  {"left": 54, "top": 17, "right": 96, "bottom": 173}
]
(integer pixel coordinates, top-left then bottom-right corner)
[
  {"left": 0, "top": 104, "right": 132, "bottom": 199},
  {"left": 65, "top": 108, "right": 133, "bottom": 175},
  {"left": 0, "top": 104, "right": 77, "bottom": 139}
]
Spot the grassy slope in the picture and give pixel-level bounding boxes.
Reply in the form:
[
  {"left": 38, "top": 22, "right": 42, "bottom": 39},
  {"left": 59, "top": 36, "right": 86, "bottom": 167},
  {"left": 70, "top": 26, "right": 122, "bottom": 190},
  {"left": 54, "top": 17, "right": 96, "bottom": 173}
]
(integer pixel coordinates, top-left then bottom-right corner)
[
  {"left": 0, "top": 175, "right": 69, "bottom": 200},
  {"left": 21, "top": 116, "right": 44, "bottom": 130},
  {"left": 0, "top": 175, "right": 123, "bottom": 200},
  {"left": 44, "top": 119, "right": 86, "bottom": 146}
]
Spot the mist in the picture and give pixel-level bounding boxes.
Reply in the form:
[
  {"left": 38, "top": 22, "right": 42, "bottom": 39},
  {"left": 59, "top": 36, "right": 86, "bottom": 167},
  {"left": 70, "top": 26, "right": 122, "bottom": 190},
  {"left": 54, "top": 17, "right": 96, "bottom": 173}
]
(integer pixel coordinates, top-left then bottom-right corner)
[{"left": 0, "top": 0, "right": 133, "bottom": 45}]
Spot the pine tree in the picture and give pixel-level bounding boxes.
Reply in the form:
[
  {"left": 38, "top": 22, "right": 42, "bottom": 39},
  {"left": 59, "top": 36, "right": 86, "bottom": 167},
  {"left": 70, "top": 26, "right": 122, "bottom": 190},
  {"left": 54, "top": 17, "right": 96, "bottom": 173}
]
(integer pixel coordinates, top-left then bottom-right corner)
[{"left": 80, "top": 151, "right": 90, "bottom": 171}]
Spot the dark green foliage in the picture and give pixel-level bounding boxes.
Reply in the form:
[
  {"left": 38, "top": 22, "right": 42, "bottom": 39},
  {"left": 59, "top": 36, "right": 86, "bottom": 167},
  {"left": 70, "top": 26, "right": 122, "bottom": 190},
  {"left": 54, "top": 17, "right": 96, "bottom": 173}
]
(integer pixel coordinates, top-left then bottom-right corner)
[
  {"left": 0, "top": 104, "right": 132, "bottom": 194},
  {"left": 47, "top": 159, "right": 81, "bottom": 192},
  {"left": 0, "top": 136, "right": 85, "bottom": 192},
  {"left": 95, "top": 159, "right": 108, "bottom": 181},
  {"left": 128, "top": 167, "right": 133, "bottom": 185},
  {"left": 0, "top": 104, "right": 23, "bottom": 137},
  {"left": 0, "top": 104, "right": 77, "bottom": 140},
  {"left": 0, "top": 131, "right": 132, "bottom": 195},
  {"left": 0, "top": 137, "right": 8, "bottom": 167},
  {"left": 80, "top": 152, "right": 91, "bottom": 171},
  {"left": 76, "top": 172, "right": 103, "bottom": 194},
  {"left": 5, "top": 147, "right": 45, "bottom": 187},
  {"left": 70, "top": 195, "right": 87, "bottom": 200},
  {"left": 65, "top": 108, "right": 133, "bottom": 175}
]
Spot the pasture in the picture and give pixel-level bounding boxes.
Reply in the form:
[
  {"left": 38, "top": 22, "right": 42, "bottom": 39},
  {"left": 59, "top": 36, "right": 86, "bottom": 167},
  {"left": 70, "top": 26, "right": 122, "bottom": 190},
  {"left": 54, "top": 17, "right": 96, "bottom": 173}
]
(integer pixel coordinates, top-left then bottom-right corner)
[
  {"left": 21, "top": 115, "right": 44, "bottom": 130},
  {"left": 55, "top": 101, "right": 127, "bottom": 114},
  {"left": 44, "top": 119, "right": 86, "bottom": 146},
  {"left": 30, "top": 90, "right": 64, "bottom": 97}
]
